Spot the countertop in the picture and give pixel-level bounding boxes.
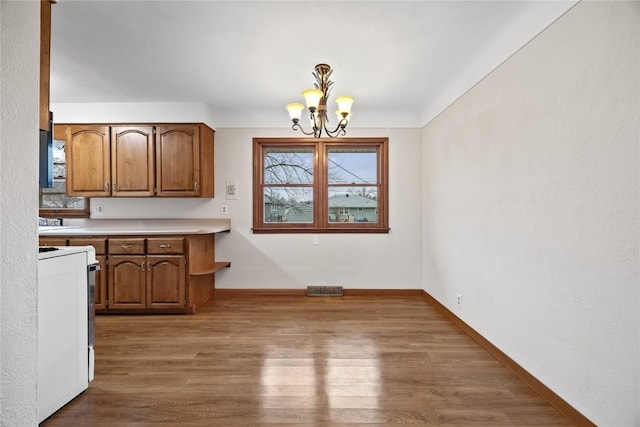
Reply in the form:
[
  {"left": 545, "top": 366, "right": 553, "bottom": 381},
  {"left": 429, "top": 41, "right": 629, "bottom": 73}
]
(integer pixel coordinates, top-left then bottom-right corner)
[{"left": 38, "top": 218, "right": 231, "bottom": 236}]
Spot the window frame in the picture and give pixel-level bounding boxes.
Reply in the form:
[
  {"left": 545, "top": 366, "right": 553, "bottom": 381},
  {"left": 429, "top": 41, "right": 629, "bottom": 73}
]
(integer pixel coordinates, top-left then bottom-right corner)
[{"left": 253, "top": 137, "right": 389, "bottom": 234}]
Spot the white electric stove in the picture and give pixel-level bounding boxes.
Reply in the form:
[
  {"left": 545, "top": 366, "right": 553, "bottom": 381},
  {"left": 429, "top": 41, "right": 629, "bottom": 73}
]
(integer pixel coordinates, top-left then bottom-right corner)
[{"left": 37, "top": 245, "right": 98, "bottom": 423}]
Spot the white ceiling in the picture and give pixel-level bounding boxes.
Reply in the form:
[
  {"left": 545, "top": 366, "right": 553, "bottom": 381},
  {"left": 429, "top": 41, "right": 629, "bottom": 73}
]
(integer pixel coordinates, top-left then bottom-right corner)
[{"left": 50, "top": 0, "right": 576, "bottom": 128}]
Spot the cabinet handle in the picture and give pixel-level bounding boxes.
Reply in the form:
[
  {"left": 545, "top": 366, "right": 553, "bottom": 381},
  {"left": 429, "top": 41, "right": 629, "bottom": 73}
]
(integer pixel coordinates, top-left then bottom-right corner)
[
  {"left": 159, "top": 244, "right": 171, "bottom": 249},
  {"left": 121, "top": 244, "right": 132, "bottom": 250},
  {"left": 193, "top": 181, "right": 199, "bottom": 192},
  {"left": 141, "top": 262, "right": 145, "bottom": 272},
  {"left": 113, "top": 183, "right": 118, "bottom": 192},
  {"left": 104, "top": 182, "right": 110, "bottom": 192}
]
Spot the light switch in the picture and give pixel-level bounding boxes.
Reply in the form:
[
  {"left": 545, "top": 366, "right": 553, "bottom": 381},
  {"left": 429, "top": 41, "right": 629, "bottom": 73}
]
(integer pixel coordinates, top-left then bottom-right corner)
[{"left": 226, "top": 179, "right": 238, "bottom": 200}]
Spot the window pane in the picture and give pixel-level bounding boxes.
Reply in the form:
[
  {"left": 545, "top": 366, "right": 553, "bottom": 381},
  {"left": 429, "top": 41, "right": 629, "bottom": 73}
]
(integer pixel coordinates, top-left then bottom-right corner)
[
  {"left": 264, "top": 187, "right": 313, "bottom": 223},
  {"left": 264, "top": 148, "right": 314, "bottom": 184},
  {"left": 328, "top": 148, "right": 377, "bottom": 184},
  {"left": 328, "top": 187, "right": 378, "bottom": 223},
  {"left": 40, "top": 181, "right": 86, "bottom": 209}
]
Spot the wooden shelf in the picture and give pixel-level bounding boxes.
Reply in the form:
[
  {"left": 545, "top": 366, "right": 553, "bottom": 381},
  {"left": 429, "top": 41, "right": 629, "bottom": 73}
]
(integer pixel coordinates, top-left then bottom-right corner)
[{"left": 191, "top": 261, "right": 231, "bottom": 276}]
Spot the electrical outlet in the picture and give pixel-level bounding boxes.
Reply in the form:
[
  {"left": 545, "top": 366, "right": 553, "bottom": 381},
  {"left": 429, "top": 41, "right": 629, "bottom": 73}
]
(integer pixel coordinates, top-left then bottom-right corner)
[
  {"left": 456, "top": 293, "right": 462, "bottom": 308},
  {"left": 221, "top": 205, "right": 228, "bottom": 215}
]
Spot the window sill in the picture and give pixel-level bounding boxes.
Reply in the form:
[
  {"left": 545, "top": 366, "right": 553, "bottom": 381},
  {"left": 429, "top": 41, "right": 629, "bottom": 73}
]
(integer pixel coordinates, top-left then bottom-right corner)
[{"left": 252, "top": 227, "right": 390, "bottom": 234}]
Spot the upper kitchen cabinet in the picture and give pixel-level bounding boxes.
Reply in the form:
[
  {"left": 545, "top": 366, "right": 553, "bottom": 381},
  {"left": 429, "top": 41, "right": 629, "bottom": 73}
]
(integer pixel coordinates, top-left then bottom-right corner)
[
  {"left": 63, "top": 123, "right": 215, "bottom": 198},
  {"left": 40, "top": 0, "right": 55, "bottom": 131},
  {"left": 156, "top": 124, "right": 214, "bottom": 197},
  {"left": 65, "top": 125, "right": 111, "bottom": 196},
  {"left": 111, "top": 126, "right": 155, "bottom": 197}
]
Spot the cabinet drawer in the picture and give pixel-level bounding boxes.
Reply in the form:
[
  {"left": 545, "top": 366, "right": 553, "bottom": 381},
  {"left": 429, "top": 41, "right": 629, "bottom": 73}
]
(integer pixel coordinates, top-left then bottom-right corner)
[
  {"left": 108, "top": 238, "right": 145, "bottom": 254},
  {"left": 69, "top": 238, "right": 107, "bottom": 254},
  {"left": 39, "top": 237, "right": 68, "bottom": 246},
  {"left": 147, "top": 238, "right": 184, "bottom": 254}
]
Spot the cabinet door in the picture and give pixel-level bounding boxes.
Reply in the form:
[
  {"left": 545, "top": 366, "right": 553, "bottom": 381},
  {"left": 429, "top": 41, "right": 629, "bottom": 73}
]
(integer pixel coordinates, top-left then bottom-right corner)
[
  {"left": 65, "top": 125, "right": 111, "bottom": 196},
  {"left": 108, "top": 255, "right": 146, "bottom": 309},
  {"left": 111, "top": 126, "right": 155, "bottom": 197},
  {"left": 155, "top": 125, "right": 200, "bottom": 197},
  {"left": 147, "top": 255, "right": 186, "bottom": 309}
]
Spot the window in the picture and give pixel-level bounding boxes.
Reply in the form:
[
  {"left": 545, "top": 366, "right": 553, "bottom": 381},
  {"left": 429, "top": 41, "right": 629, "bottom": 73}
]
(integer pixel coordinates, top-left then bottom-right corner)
[
  {"left": 39, "top": 126, "right": 90, "bottom": 218},
  {"left": 253, "top": 137, "right": 388, "bottom": 233}
]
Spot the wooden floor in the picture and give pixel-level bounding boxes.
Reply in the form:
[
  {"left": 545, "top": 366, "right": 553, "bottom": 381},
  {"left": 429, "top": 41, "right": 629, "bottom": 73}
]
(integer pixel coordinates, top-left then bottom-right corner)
[{"left": 42, "top": 295, "right": 571, "bottom": 426}]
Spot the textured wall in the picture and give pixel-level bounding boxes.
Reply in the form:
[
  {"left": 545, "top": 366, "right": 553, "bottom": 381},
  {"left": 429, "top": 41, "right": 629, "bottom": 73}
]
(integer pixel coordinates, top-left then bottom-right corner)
[
  {"left": 421, "top": 1, "right": 639, "bottom": 425},
  {"left": 0, "top": 1, "right": 40, "bottom": 425}
]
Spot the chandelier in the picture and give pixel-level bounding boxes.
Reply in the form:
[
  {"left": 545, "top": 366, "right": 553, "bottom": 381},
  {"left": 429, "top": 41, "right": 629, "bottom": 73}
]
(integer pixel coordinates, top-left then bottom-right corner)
[{"left": 286, "top": 63, "right": 354, "bottom": 138}]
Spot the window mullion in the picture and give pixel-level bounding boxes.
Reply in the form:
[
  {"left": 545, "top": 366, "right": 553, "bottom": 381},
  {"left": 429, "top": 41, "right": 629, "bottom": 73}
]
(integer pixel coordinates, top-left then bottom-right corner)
[{"left": 316, "top": 140, "right": 326, "bottom": 228}]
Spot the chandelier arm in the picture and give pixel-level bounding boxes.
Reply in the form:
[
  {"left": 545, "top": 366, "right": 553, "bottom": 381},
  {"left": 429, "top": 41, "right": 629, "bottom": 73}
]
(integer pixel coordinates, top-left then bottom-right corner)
[
  {"left": 323, "top": 118, "right": 349, "bottom": 138},
  {"left": 292, "top": 122, "right": 316, "bottom": 136}
]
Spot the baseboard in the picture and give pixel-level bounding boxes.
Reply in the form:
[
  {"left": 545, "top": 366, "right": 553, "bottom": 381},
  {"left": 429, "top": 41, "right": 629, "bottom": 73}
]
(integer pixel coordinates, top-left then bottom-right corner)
[
  {"left": 421, "top": 291, "right": 595, "bottom": 427},
  {"left": 214, "top": 288, "right": 424, "bottom": 297}
]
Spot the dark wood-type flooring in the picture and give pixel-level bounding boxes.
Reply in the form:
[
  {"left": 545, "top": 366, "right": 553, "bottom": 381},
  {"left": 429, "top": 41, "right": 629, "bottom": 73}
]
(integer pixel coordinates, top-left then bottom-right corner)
[{"left": 42, "top": 295, "right": 571, "bottom": 426}]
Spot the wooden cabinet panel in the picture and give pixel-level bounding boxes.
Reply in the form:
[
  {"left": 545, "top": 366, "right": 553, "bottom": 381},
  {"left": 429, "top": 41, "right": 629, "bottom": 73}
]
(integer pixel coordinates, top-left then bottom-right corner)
[
  {"left": 111, "top": 126, "right": 155, "bottom": 197},
  {"left": 65, "top": 125, "right": 111, "bottom": 196},
  {"left": 155, "top": 125, "right": 200, "bottom": 196},
  {"left": 147, "top": 237, "right": 184, "bottom": 254},
  {"left": 108, "top": 238, "right": 145, "bottom": 255},
  {"left": 95, "top": 254, "right": 107, "bottom": 310},
  {"left": 147, "top": 255, "right": 186, "bottom": 309},
  {"left": 68, "top": 238, "right": 107, "bottom": 309},
  {"left": 68, "top": 237, "right": 106, "bottom": 254},
  {"left": 39, "top": 237, "right": 68, "bottom": 246},
  {"left": 40, "top": 0, "right": 52, "bottom": 131},
  {"left": 109, "top": 256, "right": 146, "bottom": 309}
]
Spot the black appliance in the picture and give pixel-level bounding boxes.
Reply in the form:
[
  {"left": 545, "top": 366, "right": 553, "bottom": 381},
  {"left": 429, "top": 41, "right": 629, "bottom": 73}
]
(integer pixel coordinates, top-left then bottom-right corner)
[{"left": 39, "top": 111, "right": 53, "bottom": 188}]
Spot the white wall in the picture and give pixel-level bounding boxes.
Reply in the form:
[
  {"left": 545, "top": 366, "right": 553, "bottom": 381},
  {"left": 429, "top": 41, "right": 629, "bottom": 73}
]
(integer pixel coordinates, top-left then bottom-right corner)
[
  {"left": 421, "top": 2, "right": 639, "bottom": 425},
  {"left": 0, "top": 0, "right": 40, "bottom": 425},
  {"left": 49, "top": 101, "right": 425, "bottom": 290}
]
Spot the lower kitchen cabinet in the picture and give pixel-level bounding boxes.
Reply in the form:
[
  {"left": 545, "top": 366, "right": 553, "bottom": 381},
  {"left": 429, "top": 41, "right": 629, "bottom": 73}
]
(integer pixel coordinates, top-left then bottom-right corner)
[
  {"left": 39, "top": 232, "right": 229, "bottom": 314},
  {"left": 68, "top": 238, "right": 107, "bottom": 310},
  {"left": 95, "top": 255, "right": 107, "bottom": 309},
  {"left": 108, "top": 237, "right": 186, "bottom": 310},
  {"left": 109, "top": 254, "right": 187, "bottom": 310}
]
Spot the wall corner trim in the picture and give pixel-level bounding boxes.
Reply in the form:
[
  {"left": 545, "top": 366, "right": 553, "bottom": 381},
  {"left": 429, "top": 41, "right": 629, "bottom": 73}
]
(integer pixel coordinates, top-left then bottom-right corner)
[{"left": 421, "top": 291, "right": 595, "bottom": 427}]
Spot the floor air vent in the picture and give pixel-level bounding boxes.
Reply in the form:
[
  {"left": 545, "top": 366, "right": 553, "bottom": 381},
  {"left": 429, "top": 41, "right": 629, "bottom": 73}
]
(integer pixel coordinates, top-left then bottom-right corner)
[{"left": 307, "top": 286, "right": 344, "bottom": 297}]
